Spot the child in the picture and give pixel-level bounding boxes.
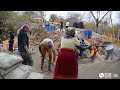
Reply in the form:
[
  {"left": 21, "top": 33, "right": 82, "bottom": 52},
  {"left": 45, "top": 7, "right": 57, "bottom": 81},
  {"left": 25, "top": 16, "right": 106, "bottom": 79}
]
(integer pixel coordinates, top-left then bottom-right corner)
[
  {"left": 89, "top": 45, "right": 97, "bottom": 62},
  {"left": 0, "top": 38, "right": 3, "bottom": 52}
]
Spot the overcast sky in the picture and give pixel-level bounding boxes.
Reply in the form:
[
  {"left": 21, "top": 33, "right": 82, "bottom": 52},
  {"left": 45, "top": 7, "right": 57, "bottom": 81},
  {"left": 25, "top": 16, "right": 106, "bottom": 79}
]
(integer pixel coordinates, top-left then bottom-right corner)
[
  {"left": 45, "top": 11, "right": 119, "bottom": 24},
  {"left": 17, "top": 11, "right": 119, "bottom": 24}
]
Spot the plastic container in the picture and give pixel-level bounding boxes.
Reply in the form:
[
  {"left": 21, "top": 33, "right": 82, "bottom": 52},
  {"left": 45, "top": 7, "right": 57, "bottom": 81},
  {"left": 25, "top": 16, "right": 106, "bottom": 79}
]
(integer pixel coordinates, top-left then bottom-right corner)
[
  {"left": 88, "top": 30, "right": 92, "bottom": 39},
  {"left": 84, "top": 30, "right": 89, "bottom": 38},
  {"left": 83, "top": 29, "right": 92, "bottom": 39}
]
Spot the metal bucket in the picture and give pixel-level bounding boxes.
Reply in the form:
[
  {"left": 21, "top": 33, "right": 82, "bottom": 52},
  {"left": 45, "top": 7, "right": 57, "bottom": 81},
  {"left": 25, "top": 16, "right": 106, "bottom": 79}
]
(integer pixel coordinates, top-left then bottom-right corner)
[{"left": 103, "top": 42, "right": 114, "bottom": 50}]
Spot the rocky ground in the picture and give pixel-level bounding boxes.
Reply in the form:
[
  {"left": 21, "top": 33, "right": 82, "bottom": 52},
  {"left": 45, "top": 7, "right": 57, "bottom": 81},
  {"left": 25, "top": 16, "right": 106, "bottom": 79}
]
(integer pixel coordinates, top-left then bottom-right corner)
[
  {"left": 31, "top": 47, "right": 120, "bottom": 79},
  {"left": 1, "top": 30, "right": 120, "bottom": 79}
]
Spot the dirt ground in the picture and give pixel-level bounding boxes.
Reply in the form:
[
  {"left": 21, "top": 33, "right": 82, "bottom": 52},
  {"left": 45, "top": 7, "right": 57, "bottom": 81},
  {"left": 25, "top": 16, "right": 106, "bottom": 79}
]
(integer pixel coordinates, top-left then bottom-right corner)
[{"left": 2, "top": 30, "right": 120, "bottom": 79}]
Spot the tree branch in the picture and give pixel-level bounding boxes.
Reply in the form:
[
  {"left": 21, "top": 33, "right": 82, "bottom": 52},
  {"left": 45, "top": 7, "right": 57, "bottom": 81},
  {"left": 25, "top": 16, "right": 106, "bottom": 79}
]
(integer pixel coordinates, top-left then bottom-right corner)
[
  {"left": 90, "top": 11, "right": 97, "bottom": 21},
  {"left": 98, "top": 11, "right": 109, "bottom": 24}
]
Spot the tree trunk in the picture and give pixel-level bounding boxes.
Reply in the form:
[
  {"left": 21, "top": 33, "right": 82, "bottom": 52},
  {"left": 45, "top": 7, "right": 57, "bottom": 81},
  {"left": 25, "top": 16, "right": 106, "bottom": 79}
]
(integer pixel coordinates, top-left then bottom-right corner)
[
  {"left": 96, "top": 23, "right": 98, "bottom": 33},
  {"left": 90, "top": 11, "right": 109, "bottom": 34}
]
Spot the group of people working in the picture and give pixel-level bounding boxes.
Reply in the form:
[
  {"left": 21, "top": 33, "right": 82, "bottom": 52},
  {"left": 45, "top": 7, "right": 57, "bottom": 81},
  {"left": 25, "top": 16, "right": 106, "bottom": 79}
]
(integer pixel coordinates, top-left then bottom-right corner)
[
  {"left": 53, "top": 27, "right": 97, "bottom": 79},
  {"left": 0, "top": 23, "right": 99, "bottom": 79},
  {"left": 16, "top": 24, "right": 98, "bottom": 79},
  {"left": 60, "top": 20, "right": 69, "bottom": 31},
  {"left": 0, "top": 23, "right": 98, "bottom": 79}
]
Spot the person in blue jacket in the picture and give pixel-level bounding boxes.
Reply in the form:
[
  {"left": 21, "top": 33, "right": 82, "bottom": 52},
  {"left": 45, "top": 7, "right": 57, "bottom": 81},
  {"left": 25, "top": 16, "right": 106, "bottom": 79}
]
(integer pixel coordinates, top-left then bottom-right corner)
[
  {"left": 80, "top": 39, "right": 86, "bottom": 59},
  {"left": 18, "top": 24, "right": 34, "bottom": 66}
]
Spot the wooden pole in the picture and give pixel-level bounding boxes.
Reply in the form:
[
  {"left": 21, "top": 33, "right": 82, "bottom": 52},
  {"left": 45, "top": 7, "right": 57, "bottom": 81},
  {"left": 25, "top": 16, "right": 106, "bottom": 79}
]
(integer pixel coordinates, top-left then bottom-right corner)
[{"left": 109, "top": 12, "right": 115, "bottom": 39}]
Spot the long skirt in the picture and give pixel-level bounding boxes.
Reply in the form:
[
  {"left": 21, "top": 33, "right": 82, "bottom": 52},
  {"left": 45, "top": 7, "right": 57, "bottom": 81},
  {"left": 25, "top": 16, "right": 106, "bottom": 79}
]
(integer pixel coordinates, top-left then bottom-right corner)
[{"left": 53, "top": 48, "right": 78, "bottom": 79}]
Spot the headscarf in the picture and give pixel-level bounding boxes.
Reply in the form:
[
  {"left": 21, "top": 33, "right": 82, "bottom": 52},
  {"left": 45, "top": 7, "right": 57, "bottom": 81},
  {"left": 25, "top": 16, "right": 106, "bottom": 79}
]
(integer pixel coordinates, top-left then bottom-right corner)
[
  {"left": 65, "top": 27, "right": 75, "bottom": 37},
  {"left": 17, "top": 24, "right": 30, "bottom": 35}
]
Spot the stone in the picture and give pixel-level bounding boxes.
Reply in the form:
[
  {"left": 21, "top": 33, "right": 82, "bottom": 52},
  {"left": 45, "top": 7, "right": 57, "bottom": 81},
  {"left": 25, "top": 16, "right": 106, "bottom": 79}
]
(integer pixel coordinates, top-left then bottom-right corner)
[
  {"left": 26, "top": 72, "right": 44, "bottom": 79},
  {"left": 4, "top": 65, "right": 32, "bottom": 79}
]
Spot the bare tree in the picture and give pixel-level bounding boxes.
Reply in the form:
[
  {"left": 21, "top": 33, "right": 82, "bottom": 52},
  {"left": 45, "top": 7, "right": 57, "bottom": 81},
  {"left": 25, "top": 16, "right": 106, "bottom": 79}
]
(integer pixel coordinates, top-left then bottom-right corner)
[
  {"left": 90, "top": 11, "right": 109, "bottom": 33},
  {"left": 50, "top": 14, "right": 58, "bottom": 22},
  {"left": 66, "top": 12, "right": 84, "bottom": 26},
  {"left": 38, "top": 11, "right": 46, "bottom": 22},
  {"left": 116, "top": 11, "right": 120, "bottom": 24},
  {"left": 67, "top": 12, "right": 81, "bottom": 22},
  {"left": 109, "top": 11, "right": 115, "bottom": 38},
  {"left": 86, "top": 12, "right": 93, "bottom": 22}
]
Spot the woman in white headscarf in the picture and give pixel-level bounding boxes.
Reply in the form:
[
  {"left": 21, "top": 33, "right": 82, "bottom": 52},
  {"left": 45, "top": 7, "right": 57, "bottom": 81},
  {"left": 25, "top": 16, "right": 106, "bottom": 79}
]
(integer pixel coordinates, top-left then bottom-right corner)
[
  {"left": 17, "top": 24, "right": 30, "bottom": 36},
  {"left": 18, "top": 24, "right": 34, "bottom": 66}
]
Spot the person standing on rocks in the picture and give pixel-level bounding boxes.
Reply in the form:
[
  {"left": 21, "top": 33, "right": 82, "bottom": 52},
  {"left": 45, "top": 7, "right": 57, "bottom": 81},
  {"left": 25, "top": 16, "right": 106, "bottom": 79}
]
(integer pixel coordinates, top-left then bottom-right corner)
[
  {"left": 18, "top": 24, "right": 34, "bottom": 66},
  {"left": 66, "top": 20, "right": 69, "bottom": 28},
  {"left": 60, "top": 21, "right": 63, "bottom": 31},
  {"left": 39, "top": 38, "right": 56, "bottom": 71},
  {"left": 53, "top": 28, "right": 80, "bottom": 79}
]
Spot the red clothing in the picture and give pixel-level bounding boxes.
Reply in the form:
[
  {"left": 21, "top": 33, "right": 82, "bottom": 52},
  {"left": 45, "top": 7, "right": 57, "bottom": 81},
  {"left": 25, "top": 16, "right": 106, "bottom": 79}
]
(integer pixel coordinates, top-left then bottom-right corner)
[
  {"left": 0, "top": 40, "right": 3, "bottom": 44},
  {"left": 93, "top": 46, "right": 97, "bottom": 57},
  {"left": 53, "top": 48, "right": 78, "bottom": 79},
  {"left": 0, "top": 40, "right": 3, "bottom": 46},
  {"left": 90, "top": 46, "right": 97, "bottom": 62}
]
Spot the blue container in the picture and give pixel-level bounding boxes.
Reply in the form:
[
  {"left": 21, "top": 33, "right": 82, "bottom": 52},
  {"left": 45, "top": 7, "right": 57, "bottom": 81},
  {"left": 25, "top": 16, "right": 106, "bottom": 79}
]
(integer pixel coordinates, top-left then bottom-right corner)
[
  {"left": 84, "top": 30, "right": 89, "bottom": 38},
  {"left": 44, "top": 25, "right": 57, "bottom": 31},
  {"left": 54, "top": 26, "right": 57, "bottom": 30},
  {"left": 48, "top": 26, "right": 50, "bottom": 31},
  {"left": 84, "top": 29, "right": 92, "bottom": 39},
  {"left": 46, "top": 26, "right": 49, "bottom": 30},
  {"left": 51, "top": 26, "right": 54, "bottom": 31},
  {"left": 88, "top": 30, "right": 92, "bottom": 39}
]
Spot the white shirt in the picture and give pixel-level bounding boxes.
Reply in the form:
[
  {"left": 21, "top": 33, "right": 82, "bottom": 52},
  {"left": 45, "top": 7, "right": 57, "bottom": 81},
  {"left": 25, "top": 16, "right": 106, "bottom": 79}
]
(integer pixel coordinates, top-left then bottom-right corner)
[{"left": 66, "top": 22, "right": 69, "bottom": 26}]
